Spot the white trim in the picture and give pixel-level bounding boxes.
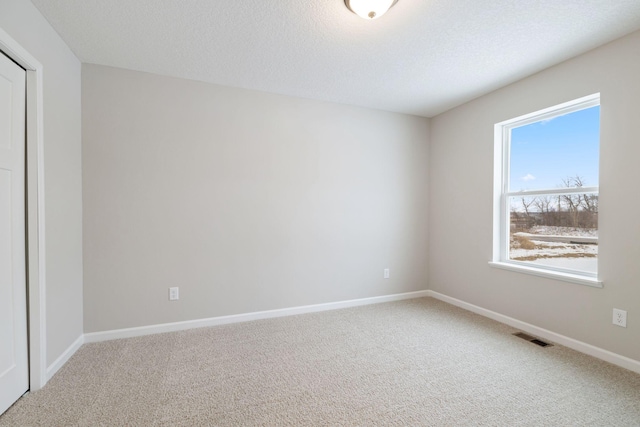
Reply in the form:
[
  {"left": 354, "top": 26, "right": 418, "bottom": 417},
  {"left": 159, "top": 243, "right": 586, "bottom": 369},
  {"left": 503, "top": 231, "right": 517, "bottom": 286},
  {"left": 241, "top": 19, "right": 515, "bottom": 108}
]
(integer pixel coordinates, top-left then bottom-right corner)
[
  {"left": 427, "top": 290, "right": 640, "bottom": 375},
  {"left": 46, "top": 335, "right": 83, "bottom": 382},
  {"left": 0, "top": 28, "right": 47, "bottom": 390},
  {"left": 488, "top": 261, "right": 602, "bottom": 288},
  {"left": 84, "top": 290, "right": 430, "bottom": 343},
  {"left": 497, "top": 93, "right": 601, "bottom": 130},
  {"left": 507, "top": 187, "right": 598, "bottom": 197}
]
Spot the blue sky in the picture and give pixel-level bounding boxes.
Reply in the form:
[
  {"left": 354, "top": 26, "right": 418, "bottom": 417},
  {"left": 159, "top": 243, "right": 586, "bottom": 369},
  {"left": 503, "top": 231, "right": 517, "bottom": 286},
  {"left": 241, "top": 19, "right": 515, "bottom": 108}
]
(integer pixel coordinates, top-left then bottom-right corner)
[{"left": 509, "top": 105, "right": 600, "bottom": 191}]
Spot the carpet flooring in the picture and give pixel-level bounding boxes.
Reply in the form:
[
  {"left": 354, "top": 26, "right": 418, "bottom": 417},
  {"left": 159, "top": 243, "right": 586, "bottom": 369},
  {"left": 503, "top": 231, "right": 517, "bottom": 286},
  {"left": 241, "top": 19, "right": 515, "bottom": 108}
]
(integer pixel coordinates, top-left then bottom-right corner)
[{"left": 1, "top": 297, "right": 640, "bottom": 426}]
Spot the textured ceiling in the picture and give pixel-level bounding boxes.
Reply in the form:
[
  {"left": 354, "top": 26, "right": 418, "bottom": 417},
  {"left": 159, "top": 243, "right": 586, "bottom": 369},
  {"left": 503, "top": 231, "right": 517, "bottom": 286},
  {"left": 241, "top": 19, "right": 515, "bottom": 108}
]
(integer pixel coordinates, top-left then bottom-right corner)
[{"left": 30, "top": 0, "right": 640, "bottom": 117}]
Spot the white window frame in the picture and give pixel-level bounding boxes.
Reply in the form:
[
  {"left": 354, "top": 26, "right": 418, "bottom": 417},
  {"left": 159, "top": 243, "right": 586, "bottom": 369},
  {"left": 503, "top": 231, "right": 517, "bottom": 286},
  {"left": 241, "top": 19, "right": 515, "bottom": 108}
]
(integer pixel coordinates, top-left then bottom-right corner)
[{"left": 490, "top": 93, "right": 602, "bottom": 288}]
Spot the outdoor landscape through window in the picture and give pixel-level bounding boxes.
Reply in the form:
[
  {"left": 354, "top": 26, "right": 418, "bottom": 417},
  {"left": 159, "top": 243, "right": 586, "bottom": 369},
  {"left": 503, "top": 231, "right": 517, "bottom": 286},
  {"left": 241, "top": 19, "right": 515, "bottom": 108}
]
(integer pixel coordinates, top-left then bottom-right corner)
[{"left": 507, "top": 104, "right": 600, "bottom": 275}]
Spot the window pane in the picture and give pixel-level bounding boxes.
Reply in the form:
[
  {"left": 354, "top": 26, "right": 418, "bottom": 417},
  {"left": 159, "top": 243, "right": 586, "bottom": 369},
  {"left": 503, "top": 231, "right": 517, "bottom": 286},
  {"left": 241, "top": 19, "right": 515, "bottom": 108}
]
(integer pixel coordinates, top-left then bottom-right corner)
[
  {"left": 508, "top": 194, "right": 598, "bottom": 274},
  {"left": 509, "top": 106, "right": 600, "bottom": 192}
]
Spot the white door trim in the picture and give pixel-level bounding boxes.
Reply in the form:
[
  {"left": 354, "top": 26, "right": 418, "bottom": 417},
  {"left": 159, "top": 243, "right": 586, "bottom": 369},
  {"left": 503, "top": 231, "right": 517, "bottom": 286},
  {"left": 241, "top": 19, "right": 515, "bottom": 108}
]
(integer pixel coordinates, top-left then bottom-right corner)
[{"left": 0, "top": 27, "right": 47, "bottom": 391}]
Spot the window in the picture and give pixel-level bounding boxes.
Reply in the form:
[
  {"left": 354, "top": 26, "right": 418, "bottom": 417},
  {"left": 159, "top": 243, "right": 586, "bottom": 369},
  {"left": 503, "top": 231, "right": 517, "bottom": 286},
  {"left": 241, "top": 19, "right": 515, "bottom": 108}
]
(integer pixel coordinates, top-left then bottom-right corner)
[{"left": 491, "top": 94, "right": 601, "bottom": 287}]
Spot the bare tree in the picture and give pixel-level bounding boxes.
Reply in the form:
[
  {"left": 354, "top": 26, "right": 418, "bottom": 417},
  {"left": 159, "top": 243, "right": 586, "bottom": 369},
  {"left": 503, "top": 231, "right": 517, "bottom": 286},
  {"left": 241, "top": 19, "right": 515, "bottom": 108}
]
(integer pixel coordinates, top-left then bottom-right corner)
[
  {"left": 581, "top": 193, "right": 598, "bottom": 228},
  {"left": 510, "top": 175, "right": 597, "bottom": 230},
  {"left": 520, "top": 197, "right": 535, "bottom": 219},
  {"left": 556, "top": 175, "right": 598, "bottom": 229},
  {"left": 561, "top": 176, "right": 585, "bottom": 228},
  {"left": 533, "top": 196, "right": 555, "bottom": 226}
]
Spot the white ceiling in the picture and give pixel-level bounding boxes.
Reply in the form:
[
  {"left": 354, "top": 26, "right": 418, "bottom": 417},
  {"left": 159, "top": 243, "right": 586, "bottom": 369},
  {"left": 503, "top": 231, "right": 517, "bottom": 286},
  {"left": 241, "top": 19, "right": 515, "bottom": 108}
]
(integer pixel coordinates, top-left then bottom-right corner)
[{"left": 31, "top": 0, "right": 640, "bottom": 117}]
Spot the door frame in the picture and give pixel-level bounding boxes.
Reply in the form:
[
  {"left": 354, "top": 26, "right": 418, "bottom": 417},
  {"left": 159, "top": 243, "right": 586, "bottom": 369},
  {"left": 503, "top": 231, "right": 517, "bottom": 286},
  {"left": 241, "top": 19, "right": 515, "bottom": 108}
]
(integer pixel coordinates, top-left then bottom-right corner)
[{"left": 0, "top": 27, "right": 47, "bottom": 391}]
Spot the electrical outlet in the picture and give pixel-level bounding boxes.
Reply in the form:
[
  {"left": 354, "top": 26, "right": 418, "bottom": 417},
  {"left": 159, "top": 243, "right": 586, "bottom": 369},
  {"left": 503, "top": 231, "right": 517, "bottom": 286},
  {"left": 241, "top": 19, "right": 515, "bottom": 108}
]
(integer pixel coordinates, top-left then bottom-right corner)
[
  {"left": 613, "top": 308, "right": 627, "bottom": 328},
  {"left": 169, "top": 287, "right": 179, "bottom": 301},
  {"left": 384, "top": 268, "right": 390, "bottom": 279}
]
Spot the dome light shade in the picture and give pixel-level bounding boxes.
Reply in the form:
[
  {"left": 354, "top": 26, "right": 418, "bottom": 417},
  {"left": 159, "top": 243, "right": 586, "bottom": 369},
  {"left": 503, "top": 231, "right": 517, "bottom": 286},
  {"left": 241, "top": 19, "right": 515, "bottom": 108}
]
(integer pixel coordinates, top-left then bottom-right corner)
[{"left": 344, "top": 0, "right": 398, "bottom": 20}]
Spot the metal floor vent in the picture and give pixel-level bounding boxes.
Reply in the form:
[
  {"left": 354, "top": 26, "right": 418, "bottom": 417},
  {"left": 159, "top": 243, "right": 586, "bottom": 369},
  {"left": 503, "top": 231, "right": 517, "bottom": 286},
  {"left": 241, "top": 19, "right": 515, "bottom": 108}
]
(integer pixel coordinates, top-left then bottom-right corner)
[{"left": 513, "top": 332, "right": 553, "bottom": 347}]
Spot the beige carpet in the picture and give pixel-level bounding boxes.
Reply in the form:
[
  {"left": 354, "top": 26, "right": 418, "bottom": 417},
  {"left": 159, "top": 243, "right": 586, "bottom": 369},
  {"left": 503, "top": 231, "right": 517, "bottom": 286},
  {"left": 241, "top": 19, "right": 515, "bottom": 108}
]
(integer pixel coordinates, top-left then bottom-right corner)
[{"left": 1, "top": 297, "right": 640, "bottom": 426}]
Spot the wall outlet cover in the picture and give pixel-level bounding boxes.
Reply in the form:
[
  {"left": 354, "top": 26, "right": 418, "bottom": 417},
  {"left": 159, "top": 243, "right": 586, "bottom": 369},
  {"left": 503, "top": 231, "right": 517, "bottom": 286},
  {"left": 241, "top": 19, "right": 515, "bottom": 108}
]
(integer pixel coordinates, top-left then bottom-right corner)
[{"left": 613, "top": 308, "right": 627, "bottom": 328}]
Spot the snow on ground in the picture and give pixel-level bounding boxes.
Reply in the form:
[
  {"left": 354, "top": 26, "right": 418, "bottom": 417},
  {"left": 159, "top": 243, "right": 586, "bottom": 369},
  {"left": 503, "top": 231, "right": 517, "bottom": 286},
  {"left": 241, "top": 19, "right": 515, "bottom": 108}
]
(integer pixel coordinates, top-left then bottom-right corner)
[
  {"left": 510, "top": 226, "right": 597, "bottom": 269},
  {"left": 510, "top": 240, "right": 597, "bottom": 260},
  {"left": 527, "top": 226, "right": 598, "bottom": 237}
]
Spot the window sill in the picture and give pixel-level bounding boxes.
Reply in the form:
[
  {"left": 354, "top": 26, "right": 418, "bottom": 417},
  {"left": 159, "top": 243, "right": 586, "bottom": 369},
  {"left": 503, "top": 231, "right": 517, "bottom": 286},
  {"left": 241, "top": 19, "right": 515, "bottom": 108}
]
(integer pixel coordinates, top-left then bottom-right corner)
[{"left": 488, "top": 261, "right": 603, "bottom": 288}]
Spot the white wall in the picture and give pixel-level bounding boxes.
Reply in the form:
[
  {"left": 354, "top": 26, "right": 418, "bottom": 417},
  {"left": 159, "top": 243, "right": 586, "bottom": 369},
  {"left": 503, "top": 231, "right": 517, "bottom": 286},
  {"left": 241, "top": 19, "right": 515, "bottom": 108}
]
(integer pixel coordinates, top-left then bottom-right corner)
[
  {"left": 82, "top": 64, "right": 430, "bottom": 333},
  {"left": 429, "top": 30, "right": 640, "bottom": 361},
  {"left": 0, "top": 1, "right": 83, "bottom": 366}
]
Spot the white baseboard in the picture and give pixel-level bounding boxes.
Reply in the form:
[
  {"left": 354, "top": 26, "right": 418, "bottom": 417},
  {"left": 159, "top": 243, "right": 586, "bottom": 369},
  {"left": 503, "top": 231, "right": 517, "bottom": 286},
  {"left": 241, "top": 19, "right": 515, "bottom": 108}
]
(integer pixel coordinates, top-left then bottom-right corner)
[
  {"left": 44, "top": 290, "right": 640, "bottom": 383},
  {"left": 84, "top": 290, "right": 430, "bottom": 343},
  {"left": 46, "top": 334, "right": 84, "bottom": 381},
  {"left": 427, "top": 290, "right": 640, "bottom": 375}
]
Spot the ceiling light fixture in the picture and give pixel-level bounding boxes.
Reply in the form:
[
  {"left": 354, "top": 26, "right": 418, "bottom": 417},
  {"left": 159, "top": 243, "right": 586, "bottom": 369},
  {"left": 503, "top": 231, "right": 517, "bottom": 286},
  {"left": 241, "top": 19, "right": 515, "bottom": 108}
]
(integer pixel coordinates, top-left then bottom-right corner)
[{"left": 344, "top": 0, "right": 398, "bottom": 20}]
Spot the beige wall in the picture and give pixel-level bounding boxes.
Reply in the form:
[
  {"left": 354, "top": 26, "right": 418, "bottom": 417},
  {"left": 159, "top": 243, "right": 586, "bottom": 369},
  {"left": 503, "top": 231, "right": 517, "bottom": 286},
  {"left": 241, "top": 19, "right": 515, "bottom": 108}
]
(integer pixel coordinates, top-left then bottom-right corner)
[
  {"left": 0, "top": 1, "right": 83, "bottom": 365},
  {"left": 429, "top": 30, "right": 640, "bottom": 361},
  {"left": 2, "top": 0, "right": 637, "bottom": 379},
  {"left": 82, "top": 64, "right": 430, "bottom": 333}
]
